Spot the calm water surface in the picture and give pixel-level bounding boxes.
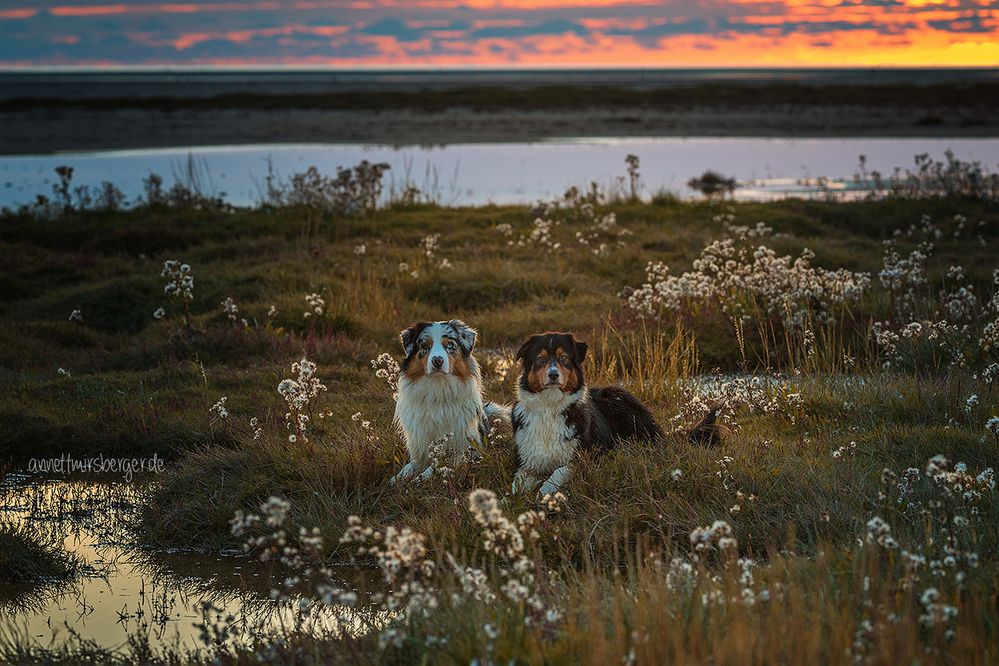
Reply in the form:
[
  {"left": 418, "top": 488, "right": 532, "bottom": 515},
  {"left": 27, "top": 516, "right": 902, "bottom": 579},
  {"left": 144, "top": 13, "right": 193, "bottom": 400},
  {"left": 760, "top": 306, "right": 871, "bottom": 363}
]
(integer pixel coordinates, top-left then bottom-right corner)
[
  {"left": 2, "top": 137, "right": 997, "bottom": 208},
  {"left": 0, "top": 473, "right": 376, "bottom": 656}
]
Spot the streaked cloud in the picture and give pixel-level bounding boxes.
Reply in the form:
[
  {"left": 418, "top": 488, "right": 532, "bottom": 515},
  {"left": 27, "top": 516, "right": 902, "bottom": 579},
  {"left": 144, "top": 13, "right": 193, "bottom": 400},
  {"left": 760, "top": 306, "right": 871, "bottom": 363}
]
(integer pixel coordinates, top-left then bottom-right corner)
[{"left": 0, "top": 0, "right": 997, "bottom": 66}]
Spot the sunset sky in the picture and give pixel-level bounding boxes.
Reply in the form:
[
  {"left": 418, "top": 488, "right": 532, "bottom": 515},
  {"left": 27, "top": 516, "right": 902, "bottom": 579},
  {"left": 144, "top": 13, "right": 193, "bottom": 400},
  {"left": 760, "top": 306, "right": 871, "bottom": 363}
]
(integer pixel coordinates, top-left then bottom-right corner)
[{"left": 2, "top": 0, "right": 997, "bottom": 68}]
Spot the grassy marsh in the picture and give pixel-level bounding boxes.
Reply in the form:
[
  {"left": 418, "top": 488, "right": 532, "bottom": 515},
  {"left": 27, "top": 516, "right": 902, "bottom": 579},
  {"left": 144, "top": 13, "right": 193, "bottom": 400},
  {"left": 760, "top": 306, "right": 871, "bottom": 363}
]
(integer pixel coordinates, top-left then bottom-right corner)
[{"left": 1, "top": 190, "right": 998, "bottom": 663}]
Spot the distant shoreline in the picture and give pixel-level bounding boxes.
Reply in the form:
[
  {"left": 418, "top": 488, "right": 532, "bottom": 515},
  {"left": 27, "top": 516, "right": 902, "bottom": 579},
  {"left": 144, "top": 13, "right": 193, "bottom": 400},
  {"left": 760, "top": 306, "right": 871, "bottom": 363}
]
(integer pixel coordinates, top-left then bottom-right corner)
[
  {"left": 4, "top": 106, "right": 998, "bottom": 156},
  {"left": 4, "top": 79, "right": 999, "bottom": 154},
  {"left": 2, "top": 67, "right": 998, "bottom": 100}
]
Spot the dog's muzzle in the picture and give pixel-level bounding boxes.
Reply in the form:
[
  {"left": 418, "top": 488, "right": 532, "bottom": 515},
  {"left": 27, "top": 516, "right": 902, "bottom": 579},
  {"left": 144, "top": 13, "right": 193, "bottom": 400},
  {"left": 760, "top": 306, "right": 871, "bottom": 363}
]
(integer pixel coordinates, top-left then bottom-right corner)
[{"left": 429, "top": 355, "right": 447, "bottom": 373}]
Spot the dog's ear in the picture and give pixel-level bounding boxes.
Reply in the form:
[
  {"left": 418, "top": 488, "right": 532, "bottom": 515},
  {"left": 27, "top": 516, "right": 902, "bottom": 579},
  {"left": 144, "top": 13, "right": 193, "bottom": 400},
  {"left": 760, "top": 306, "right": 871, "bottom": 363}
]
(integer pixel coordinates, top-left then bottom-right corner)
[
  {"left": 515, "top": 335, "right": 541, "bottom": 366},
  {"left": 447, "top": 319, "right": 477, "bottom": 356},
  {"left": 400, "top": 322, "right": 429, "bottom": 357},
  {"left": 571, "top": 336, "right": 588, "bottom": 365}
]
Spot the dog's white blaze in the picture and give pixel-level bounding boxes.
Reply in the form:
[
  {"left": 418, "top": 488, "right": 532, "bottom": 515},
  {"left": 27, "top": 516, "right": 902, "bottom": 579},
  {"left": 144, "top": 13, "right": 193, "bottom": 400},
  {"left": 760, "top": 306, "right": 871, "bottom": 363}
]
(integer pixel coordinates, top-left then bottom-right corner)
[
  {"left": 422, "top": 322, "right": 453, "bottom": 374},
  {"left": 394, "top": 355, "right": 484, "bottom": 476},
  {"left": 514, "top": 385, "right": 588, "bottom": 479},
  {"left": 411, "top": 321, "right": 468, "bottom": 375},
  {"left": 546, "top": 356, "right": 565, "bottom": 386}
]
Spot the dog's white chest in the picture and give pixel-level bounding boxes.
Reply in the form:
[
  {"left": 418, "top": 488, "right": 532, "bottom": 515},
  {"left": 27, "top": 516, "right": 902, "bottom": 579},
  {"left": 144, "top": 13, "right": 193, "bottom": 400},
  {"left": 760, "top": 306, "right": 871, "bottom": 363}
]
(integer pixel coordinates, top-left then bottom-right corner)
[
  {"left": 395, "top": 375, "right": 483, "bottom": 465},
  {"left": 514, "top": 394, "right": 580, "bottom": 477}
]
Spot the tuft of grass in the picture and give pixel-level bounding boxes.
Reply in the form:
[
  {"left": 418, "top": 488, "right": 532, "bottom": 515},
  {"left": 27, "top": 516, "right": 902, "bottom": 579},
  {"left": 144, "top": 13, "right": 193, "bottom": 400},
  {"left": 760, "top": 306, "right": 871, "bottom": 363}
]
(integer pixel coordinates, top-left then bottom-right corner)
[{"left": 0, "top": 522, "right": 80, "bottom": 585}]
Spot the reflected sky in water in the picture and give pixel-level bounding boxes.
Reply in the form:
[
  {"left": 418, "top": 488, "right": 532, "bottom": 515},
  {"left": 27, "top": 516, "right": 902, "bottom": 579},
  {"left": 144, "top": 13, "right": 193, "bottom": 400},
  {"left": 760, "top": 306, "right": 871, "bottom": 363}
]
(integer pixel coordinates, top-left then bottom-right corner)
[
  {"left": 0, "top": 474, "right": 377, "bottom": 656},
  {"left": 2, "top": 138, "right": 997, "bottom": 209}
]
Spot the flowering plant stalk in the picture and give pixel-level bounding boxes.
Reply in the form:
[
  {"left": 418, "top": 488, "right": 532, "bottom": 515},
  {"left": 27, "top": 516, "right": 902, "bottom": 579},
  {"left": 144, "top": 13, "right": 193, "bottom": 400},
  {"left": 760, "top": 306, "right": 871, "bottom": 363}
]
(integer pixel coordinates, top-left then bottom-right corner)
[{"left": 160, "top": 259, "right": 195, "bottom": 329}]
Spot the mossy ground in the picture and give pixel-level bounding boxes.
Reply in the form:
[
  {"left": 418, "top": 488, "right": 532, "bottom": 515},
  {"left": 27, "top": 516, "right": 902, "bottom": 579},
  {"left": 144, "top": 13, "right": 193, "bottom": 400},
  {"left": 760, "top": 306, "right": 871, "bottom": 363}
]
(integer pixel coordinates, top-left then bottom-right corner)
[{"left": 1, "top": 196, "right": 998, "bottom": 663}]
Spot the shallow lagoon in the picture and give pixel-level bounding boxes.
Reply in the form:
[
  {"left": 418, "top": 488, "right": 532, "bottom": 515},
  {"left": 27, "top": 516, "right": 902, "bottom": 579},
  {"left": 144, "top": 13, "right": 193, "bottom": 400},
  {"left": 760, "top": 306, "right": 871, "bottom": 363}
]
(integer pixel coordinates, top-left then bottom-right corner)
[{"left": 2, "top": 137, "right": 997, "bottom": 208}]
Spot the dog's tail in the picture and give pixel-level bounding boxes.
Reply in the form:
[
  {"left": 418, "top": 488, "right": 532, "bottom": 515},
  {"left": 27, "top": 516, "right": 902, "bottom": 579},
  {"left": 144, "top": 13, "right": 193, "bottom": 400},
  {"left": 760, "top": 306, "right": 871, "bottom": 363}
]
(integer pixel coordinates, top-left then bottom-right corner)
[
  {"left": 687, "top": 403, "right": 724, "bottom": 446},
  {"left": 483, "top": 401, "right": 512, "bottom": 424}
]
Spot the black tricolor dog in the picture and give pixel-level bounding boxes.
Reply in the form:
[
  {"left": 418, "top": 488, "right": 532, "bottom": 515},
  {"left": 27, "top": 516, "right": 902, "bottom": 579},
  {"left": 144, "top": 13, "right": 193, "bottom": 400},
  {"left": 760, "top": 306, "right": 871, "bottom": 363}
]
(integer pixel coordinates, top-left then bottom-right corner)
[{"left": 510, "top": 331, "right": 663, "bottom": 496}]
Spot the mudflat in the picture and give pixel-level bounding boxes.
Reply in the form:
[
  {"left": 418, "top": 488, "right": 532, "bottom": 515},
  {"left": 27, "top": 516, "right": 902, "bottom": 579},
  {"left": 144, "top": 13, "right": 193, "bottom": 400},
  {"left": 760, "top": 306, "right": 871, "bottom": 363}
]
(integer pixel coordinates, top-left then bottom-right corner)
[
  {"left": 4, "top": 103, "right": 998, "bottom": 155},
  {"left": 4, "top": 78, "right": 998, "bottom": 153}
]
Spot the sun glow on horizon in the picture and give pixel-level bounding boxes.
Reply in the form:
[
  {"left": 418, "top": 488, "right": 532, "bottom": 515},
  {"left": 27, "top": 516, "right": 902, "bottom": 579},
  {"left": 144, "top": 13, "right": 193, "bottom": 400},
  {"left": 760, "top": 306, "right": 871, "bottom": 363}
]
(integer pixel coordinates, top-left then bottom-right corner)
[{"left": 0, "top": 0, "right": 996, "bottom": 67}]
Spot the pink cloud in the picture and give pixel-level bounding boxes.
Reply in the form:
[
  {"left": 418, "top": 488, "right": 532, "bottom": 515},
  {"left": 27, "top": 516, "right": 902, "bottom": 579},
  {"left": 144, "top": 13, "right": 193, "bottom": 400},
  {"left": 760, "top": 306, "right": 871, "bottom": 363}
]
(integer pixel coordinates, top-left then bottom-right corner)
[{"left": 3, "top": 0, "right": 998, "bottom": 67}]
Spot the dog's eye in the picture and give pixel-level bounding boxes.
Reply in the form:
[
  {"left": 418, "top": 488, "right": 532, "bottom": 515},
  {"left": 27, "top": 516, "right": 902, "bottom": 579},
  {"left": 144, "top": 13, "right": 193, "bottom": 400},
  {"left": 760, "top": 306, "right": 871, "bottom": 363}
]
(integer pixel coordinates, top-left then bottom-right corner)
[
  {"left": 534, "top": 356, "right": 546, "bottom": 368},
  {"left": 559, "top": 354, "right": 570, "bottom": 365},
  {"left": 445, "top": 341, "right": 456, "bottom": 352},
  {"left": 418, "top": 349, "right": 428, "bottom": 357}
]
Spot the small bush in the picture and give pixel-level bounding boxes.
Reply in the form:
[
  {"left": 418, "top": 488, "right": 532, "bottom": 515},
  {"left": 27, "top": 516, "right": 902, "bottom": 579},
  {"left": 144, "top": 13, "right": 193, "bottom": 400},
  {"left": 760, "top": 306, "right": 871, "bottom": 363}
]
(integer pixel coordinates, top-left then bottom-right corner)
[{"left": 688, "top": 170, "right": 737, "bottom": 199}]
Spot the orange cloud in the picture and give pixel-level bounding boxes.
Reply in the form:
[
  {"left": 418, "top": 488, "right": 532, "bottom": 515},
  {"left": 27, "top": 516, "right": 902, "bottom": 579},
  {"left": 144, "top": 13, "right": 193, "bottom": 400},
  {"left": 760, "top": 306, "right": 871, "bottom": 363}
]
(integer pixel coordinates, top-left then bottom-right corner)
[
  {"left": 0, "top": 8, "right": 38, "bottom": 18},
  {"left": 49, "top": 4, "right": 132, "bottom": 16},
  {"left": 314, "top": 29, "right": 999, "bottom": 67},
  {"left": 4, "top": 0, "right": 999, "bottom": 67},
  {"left": 165, "top": 24, "right": 350, "bottom": 50},
  {"left": 46, "top": 2, "right": 310, "bottom": 17},
  {"left": 40, "top": 0, "right": 668, "bottom": 15}
]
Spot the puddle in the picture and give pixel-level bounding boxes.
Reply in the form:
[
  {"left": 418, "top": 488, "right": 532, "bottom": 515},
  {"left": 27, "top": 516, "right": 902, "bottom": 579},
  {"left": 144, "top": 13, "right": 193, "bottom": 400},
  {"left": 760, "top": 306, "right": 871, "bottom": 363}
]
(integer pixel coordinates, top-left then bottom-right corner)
[{"left": 0, "top": 473, "right": 381, "bottom": 656}]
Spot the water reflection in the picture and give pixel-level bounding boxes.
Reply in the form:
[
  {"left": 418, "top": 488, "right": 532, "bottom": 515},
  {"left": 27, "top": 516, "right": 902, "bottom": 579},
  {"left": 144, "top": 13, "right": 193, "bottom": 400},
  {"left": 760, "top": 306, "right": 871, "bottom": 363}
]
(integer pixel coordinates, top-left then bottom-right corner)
[
  {"left": 0, "top": 473, "right": 378, "bottom": 656},
  {"left": 2, "top": 138, "right": 997, "bottom": 208}
]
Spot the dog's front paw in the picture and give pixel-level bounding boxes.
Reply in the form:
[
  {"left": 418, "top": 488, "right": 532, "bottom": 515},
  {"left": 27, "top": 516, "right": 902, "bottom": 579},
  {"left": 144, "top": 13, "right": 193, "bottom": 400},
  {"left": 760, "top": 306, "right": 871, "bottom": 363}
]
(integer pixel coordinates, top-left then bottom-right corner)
[
  {"left": 538, "top": 481, "right": 557, "bottom": 497},
  {"left": 538, "top": 466, "right": 572, "bottom": 498},
  {"left": 390, "top": 461, "right": 417, "bottom": 485},
  {"left": 512, "top": 472, "right": 539, "bottom": 495}
]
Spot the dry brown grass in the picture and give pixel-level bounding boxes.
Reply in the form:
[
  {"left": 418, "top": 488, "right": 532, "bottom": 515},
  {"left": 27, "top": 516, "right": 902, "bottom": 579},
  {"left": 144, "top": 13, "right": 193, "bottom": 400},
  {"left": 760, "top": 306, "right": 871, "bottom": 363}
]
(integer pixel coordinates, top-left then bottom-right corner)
[{"left": 1, "top": 196, "right": 997, "bottom": 663}]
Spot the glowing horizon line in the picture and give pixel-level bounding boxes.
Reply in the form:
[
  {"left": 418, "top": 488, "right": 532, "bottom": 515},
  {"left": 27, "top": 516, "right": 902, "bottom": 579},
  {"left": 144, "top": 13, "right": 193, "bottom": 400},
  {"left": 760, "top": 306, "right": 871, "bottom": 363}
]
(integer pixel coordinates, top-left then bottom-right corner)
[{"left": 3, "top": 63, "right": 998, "bottom": 72}]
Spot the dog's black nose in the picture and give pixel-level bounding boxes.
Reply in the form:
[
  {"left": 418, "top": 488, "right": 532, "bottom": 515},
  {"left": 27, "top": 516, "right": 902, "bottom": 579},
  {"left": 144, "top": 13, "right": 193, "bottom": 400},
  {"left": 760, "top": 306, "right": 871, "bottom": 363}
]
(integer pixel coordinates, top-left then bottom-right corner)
[
  {"left": 431, "top": 356, "right": 444, "bottom": 369},
  {"left": 547, "top": 369, "right": 560, "bottom": 382}
]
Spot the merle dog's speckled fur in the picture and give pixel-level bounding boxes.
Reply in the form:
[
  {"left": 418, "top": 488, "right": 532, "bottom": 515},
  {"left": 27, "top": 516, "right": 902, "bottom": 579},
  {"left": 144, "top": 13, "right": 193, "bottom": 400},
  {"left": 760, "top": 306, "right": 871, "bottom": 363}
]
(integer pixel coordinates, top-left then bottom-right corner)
[{"left": 392, "top": 319, "right": 509, "bottom": 484}]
